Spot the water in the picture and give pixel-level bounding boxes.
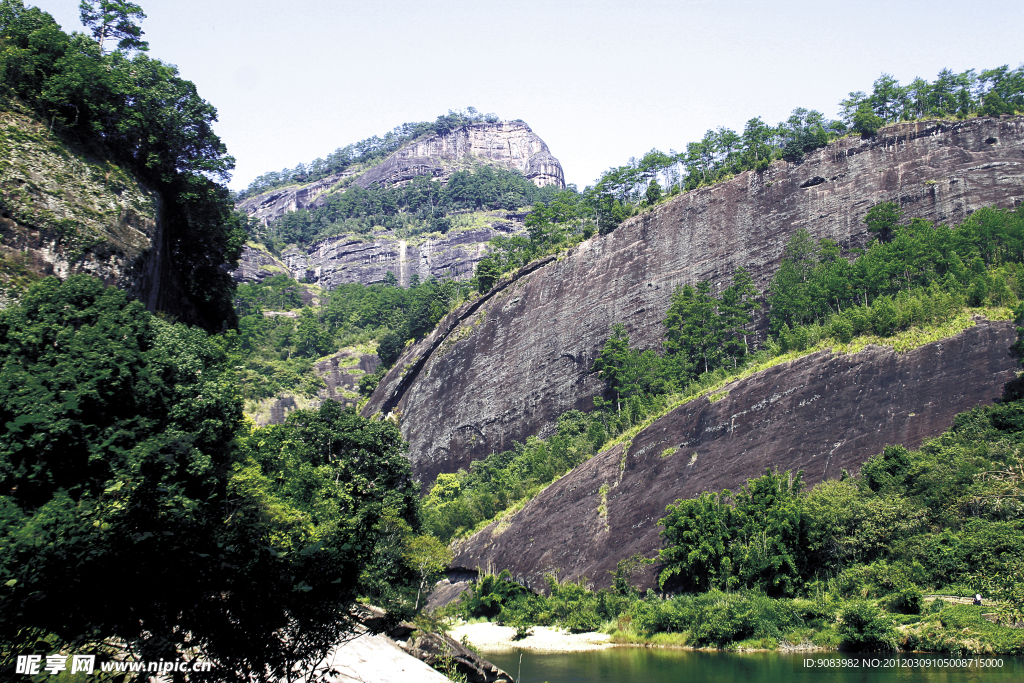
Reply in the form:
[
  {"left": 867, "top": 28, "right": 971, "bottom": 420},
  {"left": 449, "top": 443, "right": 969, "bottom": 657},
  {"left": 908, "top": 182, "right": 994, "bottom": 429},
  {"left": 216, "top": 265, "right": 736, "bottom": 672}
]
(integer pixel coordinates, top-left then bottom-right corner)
[{"left": 483, "top": 649, "right": 1023, "bottom": 683}]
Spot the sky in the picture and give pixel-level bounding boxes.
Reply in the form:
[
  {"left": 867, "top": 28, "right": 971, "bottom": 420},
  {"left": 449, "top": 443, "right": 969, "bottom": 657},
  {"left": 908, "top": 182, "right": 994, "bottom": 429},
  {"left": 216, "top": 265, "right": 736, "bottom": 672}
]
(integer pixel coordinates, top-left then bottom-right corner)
[{"left": 30, "top": 0, "right": 1024, "bottom": 193}]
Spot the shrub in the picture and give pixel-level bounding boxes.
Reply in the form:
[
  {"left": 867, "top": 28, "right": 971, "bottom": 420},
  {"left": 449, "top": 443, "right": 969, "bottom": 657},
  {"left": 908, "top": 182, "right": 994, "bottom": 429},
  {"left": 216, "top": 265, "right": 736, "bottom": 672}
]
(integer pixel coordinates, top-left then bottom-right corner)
[{"left": 837, "top": 601, "right": 899, "bottom": 651}]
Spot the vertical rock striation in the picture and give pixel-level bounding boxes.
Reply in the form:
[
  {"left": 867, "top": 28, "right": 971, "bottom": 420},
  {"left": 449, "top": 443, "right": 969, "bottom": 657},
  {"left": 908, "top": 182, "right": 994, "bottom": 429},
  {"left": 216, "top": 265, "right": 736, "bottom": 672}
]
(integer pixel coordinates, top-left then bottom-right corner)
[
  {"left": 448, "top": 319, "right": 1019, "bottom": 592},
  {"left": 363, "top": 116, "right": 1024, "bottom": 487},
  {"left": 235, "top": 120, "right": 564, "bottom": 226}
]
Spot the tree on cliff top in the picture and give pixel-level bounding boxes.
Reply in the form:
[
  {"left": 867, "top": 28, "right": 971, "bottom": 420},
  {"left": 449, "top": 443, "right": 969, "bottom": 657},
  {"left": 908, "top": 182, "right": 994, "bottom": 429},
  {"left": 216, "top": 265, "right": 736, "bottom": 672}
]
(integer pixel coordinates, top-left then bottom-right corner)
[{"left": 79, "top": 0, "right": 147, "bottom": 54}]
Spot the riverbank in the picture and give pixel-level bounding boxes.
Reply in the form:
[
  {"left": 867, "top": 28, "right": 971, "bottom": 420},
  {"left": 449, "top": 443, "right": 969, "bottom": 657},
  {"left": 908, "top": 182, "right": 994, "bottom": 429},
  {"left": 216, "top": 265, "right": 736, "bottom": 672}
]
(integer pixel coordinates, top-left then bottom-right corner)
[{"left": 450, "top": 622, "right": 613, "bottom": 652}]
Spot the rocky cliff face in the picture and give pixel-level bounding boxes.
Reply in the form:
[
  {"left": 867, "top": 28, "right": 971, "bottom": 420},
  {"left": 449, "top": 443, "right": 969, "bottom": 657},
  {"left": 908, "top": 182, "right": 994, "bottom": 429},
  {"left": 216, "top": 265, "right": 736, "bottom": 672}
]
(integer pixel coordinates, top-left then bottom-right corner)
[
  {"left": 449, "top": 319, "right": 1019, "bottom": 591},
  {"left": 233, "top": 214, "right": 525, "bottom": 288},
  {"left": 1, "top": 107, "right": 155, "bottom": 295},
  {"left": 355, "top": 121, "right": 564, "bottom": 190},
  {"left": 232, "top": 243, "right": 290, "bottom": 284},
  {"left": 0, "top": 105, "right": 207, "bottom": 322},
  {"left": 363, "top": 116, "right": 1024, "bottom": 487},
  {"left": 272, "top": 218, "right": 522, "bottom": 288},
  {"left": 236, "top": 121, "right": 564, "bottom": 226}
]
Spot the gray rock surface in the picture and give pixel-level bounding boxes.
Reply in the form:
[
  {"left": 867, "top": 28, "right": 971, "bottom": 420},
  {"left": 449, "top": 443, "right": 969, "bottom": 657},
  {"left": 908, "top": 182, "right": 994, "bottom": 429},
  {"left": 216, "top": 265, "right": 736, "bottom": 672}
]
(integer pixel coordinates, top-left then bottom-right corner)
[
  {"left": 232, "top": 244, "right": 290, "bottom": 283},
  {"left": 312, "top": 631, "right": 450, "bottom": 683},
  {"left": 0, "top": 105, "right": 220, "bottom": 327},
  {"left": 234, "top": 219, "right": 523, "bottom": 288},
  {"left": 450, "top": 319, "right": 1020, "bottom": 592},
  {"left": 236, "top": 121, "right": 564, "bottom": 226},
  {"left": 363, "top": 116, "right": 1024, "bottom": 486}
]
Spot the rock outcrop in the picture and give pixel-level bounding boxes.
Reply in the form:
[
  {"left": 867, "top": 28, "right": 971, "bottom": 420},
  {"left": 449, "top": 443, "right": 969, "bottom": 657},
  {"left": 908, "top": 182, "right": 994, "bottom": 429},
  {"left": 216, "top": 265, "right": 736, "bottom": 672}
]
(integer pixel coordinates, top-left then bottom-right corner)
[
  {"left": 356, "top": 121, "right": 564, "bottom": 190},
  {"left": 0, "top": 104, "right": 223, "bottom": 326},
  {"left": 363, "top": 116, "right": 1024, "bottom": 487},
  {"left": 252, "top": 219, "right": 522, "bottom": 288},
  {"left": 450, "top": 319, "right": 1020, "bottom": 592},
  {"left": 236, "top": 121, "right": 564, "bottom": 226},
  {"left": 315, "top": 604, "right": 513, "bottom": 683},
  {"left": 231, "top": 243, "right": 290, "bottom": 284},
  {"left": 1, "top": 106, "right": 161, "bottom": 299},
  {"left": 251, "top": 348, "right": 379, "bottom": 426}
]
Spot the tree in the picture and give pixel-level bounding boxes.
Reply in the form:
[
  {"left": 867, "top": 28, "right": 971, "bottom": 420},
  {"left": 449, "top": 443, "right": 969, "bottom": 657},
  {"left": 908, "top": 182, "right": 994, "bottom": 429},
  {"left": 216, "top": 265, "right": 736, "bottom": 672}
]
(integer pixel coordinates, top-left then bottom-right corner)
[
  {"left": 377, "top": 330, "right": 404, "bottom": 368},
  {"left": 0, "top": 275, "right": 241, "bottom": 667},
  {"left": 729, "top": 470, "right": 807, "bottom": 596},
  {"left": 864, "top": 201, "right": 903, "bottom": 243},
  {"left": 645, "top": 178, "right": 662, "bottom": 205},
  {"left": 405, "top": 535, "right": 453, "bottom": 610},
  {"left": 228, "top": 399, "right": 420, "bottom": 679},
  {"left": 663, "top": 281, "right": 722, "bottom": 375},
  {"left": 853, "top": 104, "right": 884, "bottom": 137},
  {"left": 295, "top": 307, "right": 333, "bottom": 357},
  {"left": 592, "top": 323, "right": 632, "bottom": 412},
  {"left": 476, "top": 257, "right": 500, "bottom": 294},
  {"left": 0, "top": 276, "right": 421, "bottom": 680},
  {"left": 767, "top": 229, "right": 820, "bottom": 333},
  {"left": 659, "top": 492, "right": 734, "bottom": 591},
  {"left": 78, "top": 0, "right": 147, "bottom": 54},
  {"left": 719, "top": 268, "right": 759, "bottom": 365}
]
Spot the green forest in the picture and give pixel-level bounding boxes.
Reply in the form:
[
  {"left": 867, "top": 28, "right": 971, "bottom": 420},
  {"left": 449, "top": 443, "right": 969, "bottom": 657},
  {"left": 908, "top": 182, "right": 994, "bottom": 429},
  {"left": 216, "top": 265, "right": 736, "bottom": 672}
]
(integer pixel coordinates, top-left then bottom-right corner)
[
  {"left": 253, "top": 165, "right": 563, "bottom": 251},
  {"left": 3, "top": 0, "right": 1024, "bottom": 678}
]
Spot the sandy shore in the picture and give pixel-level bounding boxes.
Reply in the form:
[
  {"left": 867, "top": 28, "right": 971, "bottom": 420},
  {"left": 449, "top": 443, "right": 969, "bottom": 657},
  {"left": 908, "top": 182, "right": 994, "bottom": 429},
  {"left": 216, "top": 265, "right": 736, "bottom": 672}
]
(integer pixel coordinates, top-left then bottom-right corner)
[{"left": 449, "top": 621, "right": 613, "bottom": 653}]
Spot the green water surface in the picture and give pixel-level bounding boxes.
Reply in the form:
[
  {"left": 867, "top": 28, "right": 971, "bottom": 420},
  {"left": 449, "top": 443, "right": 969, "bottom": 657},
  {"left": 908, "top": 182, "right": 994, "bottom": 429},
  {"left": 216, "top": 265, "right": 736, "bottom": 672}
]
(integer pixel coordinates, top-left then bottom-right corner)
[{"left": 483, "top": 649, "right": 1023, "bottom": 683}]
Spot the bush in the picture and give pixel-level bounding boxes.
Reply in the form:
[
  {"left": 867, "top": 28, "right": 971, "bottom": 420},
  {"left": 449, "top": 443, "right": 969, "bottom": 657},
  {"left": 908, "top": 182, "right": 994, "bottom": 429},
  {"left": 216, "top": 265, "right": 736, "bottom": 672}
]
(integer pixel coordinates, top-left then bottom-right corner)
[
  {"left": 837, "top": 601, "right": 899, "bottom": 651},
  {"left": 462, "top": 571, "right": 530, "bottom": 620},
  {"left": 546, "top": 577, "right": 602, "bottom": 633}
]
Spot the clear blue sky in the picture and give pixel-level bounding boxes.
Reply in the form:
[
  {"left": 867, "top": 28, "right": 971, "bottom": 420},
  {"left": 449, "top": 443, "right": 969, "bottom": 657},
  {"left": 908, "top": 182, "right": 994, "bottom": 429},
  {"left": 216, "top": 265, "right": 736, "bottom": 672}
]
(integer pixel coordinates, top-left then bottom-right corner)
[{"left": 31, "top": 0, "right": 1024, "bottom": 192}]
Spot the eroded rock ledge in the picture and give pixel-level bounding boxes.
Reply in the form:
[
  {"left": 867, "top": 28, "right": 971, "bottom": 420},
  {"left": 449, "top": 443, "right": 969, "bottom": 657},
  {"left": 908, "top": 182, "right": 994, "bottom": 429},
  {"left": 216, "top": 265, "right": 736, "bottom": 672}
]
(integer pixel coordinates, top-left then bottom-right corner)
[{"left": 450, "top": 319, "right": 1019, "bottom": 592}]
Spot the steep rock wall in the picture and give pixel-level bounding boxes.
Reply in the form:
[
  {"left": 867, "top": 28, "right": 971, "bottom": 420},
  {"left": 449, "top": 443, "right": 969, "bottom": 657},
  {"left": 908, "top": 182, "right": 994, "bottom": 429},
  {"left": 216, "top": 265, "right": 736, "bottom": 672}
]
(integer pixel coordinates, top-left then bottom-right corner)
[
  {"left": 232, "top": 243, "right": 290, "bottom": 283},
  {"left": 363, "top": 116, "right": 1024, "bottom": 486},
  {"left": 450, "top": 319, "right": 1019, "bottom": 591},
  {"left": 0, "top": 105, "right": 198, "bottom": 319},
  {"left": 236, "top": 121, "right": 564, "bottom": 226},
  {"left": 356, "top": 121, "right": 564, "bottom": 189},
  {"left": 268, "top": 219, "right": 521, "bottom": 288}
]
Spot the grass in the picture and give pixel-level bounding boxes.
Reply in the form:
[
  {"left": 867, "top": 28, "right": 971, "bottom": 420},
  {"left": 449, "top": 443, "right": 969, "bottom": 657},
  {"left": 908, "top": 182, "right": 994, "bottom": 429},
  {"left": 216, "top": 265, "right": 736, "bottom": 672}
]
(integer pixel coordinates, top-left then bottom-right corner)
[{"left": 911, "top": 605, "right": 1024, "bottom": 655}]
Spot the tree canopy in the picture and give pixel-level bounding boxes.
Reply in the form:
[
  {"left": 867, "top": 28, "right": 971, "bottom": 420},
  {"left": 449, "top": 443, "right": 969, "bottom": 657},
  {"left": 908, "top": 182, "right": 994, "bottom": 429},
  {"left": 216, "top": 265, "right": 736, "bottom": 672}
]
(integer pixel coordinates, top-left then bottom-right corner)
[{"left": 0, "top": 275, "right": 420, "bottom": 680}]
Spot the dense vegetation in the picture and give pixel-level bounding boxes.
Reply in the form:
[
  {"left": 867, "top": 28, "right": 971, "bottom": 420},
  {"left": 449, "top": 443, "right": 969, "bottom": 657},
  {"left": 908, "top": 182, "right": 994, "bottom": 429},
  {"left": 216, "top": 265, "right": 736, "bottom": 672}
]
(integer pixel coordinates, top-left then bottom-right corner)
[
  {"left": 0, "top": 275, "right": 433, "bottom": 680},
  {"left": 236, "top": 107, "right": 502, "bottom": 201},
  {"left": 447, "top": 397, "right": 1024, "bottom": 653},
  {"left": 253, "top": 165, "right": 562, "bottom": 251},
  {"left": 229, "top": 273, "right": 479, "bottom": 406},
  {"left": 4, "top": 5, "right": 1024, "bottom": 669},
  {"left": 0, "top": 0, "right": 247, "bottom": 330},
  {"left": 421, "top": 205, "right": 1024, "bottom": 545},
  {"left": 585, "top": 65, "right": 1024, "bottom": 211}
]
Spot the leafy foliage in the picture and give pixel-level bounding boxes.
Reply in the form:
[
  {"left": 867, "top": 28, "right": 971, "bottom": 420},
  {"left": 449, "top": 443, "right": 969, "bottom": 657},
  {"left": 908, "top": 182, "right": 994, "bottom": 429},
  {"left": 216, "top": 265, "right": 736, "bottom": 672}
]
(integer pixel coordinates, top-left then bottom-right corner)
[
  {"left": 0, "top": 0, "right": 245, "bottom": 329},
  {"left": 229, "top": 272, "right": 479, "bottom": 406},
  {"left": 257, "top": 165, "right": 562, "bottom": 251},
  {"left": 0, "top": 276, "right": 422, "bottom": 680}
]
